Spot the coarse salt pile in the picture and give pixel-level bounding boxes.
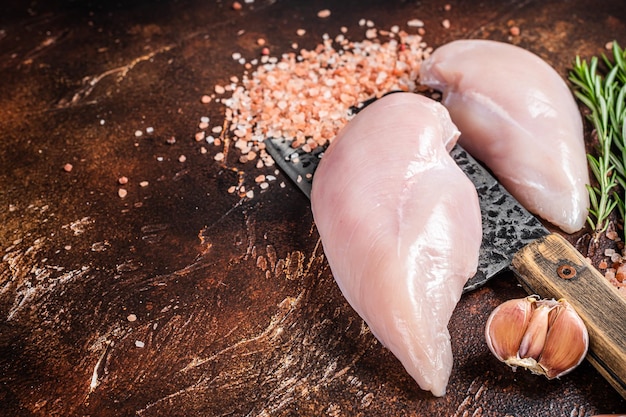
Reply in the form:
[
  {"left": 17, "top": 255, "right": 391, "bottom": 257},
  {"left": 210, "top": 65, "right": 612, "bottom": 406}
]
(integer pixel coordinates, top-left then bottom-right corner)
[{"left": 204, "top": 22, "right": 432, "bottom": 197}]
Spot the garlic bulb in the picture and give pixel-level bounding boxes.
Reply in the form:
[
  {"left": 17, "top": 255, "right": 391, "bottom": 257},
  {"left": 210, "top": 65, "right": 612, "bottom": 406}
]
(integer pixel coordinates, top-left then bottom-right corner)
[{"left": 485, "top": 296, "right": 589, "bottom": 379}]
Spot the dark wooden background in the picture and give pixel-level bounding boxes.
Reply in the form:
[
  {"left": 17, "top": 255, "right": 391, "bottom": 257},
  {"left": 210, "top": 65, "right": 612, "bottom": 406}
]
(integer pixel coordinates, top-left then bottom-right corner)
[{"left": 1, "top": 0, "right": 625, "bottom": 415}]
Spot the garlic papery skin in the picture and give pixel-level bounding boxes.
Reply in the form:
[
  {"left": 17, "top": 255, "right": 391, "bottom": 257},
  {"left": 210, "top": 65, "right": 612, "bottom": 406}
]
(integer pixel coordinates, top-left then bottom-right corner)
[
  {"left": 539, "top": 299, "right": 589, "bottom": 378},
  {"left": 485, "top": 296, "right": 589, "bottom": 379},
  {"left": 485, "top": 297, "right": 533, "bottom": 362}
]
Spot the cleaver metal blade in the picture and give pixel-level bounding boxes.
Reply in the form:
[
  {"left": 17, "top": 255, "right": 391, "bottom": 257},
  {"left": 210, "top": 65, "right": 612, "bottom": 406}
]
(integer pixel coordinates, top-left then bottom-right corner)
[{"left": 264, "top": 136, "right": 626, "bottom": 399}]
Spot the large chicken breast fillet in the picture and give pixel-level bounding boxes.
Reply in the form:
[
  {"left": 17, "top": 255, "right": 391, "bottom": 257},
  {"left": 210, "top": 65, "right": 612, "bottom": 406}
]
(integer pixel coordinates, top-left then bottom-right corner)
[
  {"left": 311, "top": 92, "right": 482, "bottom": 396},
  {"left": 420, "top": 39, "right": 589, "bottom": 234}
]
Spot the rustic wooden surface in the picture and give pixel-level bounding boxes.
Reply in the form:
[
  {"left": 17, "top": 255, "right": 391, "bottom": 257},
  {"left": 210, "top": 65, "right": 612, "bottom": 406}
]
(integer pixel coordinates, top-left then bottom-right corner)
[{"left": 1, "top": 0, "right": 626, "bottom": 416}]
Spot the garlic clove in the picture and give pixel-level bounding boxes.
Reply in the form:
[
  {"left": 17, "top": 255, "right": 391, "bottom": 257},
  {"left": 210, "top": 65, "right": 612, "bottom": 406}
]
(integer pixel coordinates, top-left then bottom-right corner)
[
  {"left": 485, "top": 296, "right": 589, "bottom": 380},
  {"left": 485, "top": 297, "right": 533, "bottom": 362},
  {"left": 538, "top": 299, "right": 589, "bottom": 379},
  {"left": 518, "top": 299, "right": 557, "bottom": 360}
]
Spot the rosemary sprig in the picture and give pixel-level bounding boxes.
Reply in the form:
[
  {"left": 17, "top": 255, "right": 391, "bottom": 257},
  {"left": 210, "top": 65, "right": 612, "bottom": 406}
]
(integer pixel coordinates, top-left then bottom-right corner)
[{"left": 569, "top": 41, "right": 626, "bottom": 239}]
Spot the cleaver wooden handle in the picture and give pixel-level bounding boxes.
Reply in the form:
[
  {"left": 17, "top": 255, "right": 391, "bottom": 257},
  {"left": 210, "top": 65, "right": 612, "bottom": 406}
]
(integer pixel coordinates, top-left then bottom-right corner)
[{"left": 511, "top": 233, "right": 626, "bottom": 399}]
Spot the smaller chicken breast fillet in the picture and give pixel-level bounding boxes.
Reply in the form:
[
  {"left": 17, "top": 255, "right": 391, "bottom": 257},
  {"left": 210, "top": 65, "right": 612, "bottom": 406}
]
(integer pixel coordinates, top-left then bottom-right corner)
[
  {"left": 311, "top": 93, "right": 482, "bottom": 396},
  {"left": 420, "top": 39, "right": 589, "bottom": 233}
]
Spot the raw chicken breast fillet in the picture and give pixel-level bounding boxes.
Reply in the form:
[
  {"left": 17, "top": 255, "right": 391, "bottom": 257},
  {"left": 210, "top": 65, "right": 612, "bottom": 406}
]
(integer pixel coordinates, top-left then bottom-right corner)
[
  {"left": 420, "top": 39, "right": 589, "bottom": 234},
  {"left": 310, "top": 92, "right": 482, "bottom": 397}
]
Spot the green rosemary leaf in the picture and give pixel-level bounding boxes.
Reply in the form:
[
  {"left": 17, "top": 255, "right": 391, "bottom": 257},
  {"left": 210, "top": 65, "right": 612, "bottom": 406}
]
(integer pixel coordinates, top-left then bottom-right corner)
[
  {"left": 570, "top": 41, "right": 626, "bottom": 237},
  {"left": 610, "top": 153, "right": 625, "bottom": 180}
]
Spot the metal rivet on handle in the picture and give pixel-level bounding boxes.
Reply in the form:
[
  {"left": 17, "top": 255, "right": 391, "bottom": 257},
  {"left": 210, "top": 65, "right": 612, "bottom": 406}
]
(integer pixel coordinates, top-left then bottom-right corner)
[{"left": 557, "top": 264, "right": 577, "bottom": 280}]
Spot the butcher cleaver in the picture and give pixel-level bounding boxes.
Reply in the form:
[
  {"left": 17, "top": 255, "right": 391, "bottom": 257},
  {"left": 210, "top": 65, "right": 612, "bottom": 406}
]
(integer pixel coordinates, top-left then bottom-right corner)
[{"left": 264, "top": 133, "right": 626, "bottom": 399}]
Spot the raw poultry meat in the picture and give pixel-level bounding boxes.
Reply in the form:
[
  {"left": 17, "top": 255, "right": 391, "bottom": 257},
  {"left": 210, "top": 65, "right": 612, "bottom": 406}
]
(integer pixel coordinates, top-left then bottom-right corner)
[
  {"left": 420, "top": 39, "right": 589, "bottom": 234},
  {"left": 310, "top": 92, "right": 483, "bottom": 396}
]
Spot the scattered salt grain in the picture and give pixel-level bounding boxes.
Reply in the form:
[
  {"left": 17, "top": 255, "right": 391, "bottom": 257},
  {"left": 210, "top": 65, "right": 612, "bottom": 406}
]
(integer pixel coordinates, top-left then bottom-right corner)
[
  {"left": 140, "top": 181, "right": 149, "bottom": 187},
  {"left": 317, "top": 9, "right": 331, "bottom": 19},
  {"left": 201, "top": 20, "right": 431, "bottom": 201},
  {"left": 118, "top": 188, "right": 128, "bottom": 198},
  {"left": 134, "top": 130, "right": 143, "bottom": 137},
  {"left": 135, "top": 340, "right": 145, "bottom": 348},
  {"left": 195, "top": 131, "right": 206, "bottom": 141},
  {"left": 146, "top": 127, "right": 154, "bottom": 134},
  {"left": 127, "top": 314, "right": 137, "bottom": 322},
  {"left": 178, "top": 155, "right": 187, "bottom": 163},
  {"left": 118, "top": 176, "right": 129, "bottom": 185},
  {"left": 407, "top": 19, "right": 424, "bottom": 28},
  {"left": 201, "top": 95, "right": 212, "bottom": 104},
  {"left": 441, "top": 19, "right": 450, "bottom": 29},
  {"left": 232, "top": 1, "right": 242, "bottom": 11},
  {"left": 63, "top": 163, "right": 73, "bottom": 172}
]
